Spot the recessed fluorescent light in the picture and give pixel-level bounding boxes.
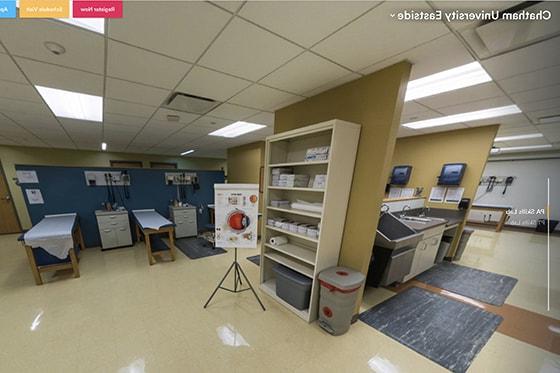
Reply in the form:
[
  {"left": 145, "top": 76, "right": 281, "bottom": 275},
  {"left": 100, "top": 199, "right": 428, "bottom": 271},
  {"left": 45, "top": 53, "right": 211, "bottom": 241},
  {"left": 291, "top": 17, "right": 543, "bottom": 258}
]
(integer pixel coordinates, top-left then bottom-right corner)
[
  {"left": 405, "top": 62, "right": 492, "bottom": 102},
  {"left": 58, "top": 18, "right": 105, "bottom": 34},
  {"left": 181, "top": 149, "right": 195, "bottom": 156},
  {"left": 494, "top": 133, "right": 544, "bottom": 142},
  {"left": 35, "top": 86, "right": 103, "bottom": 122},
  {"left": 538, "top": 115, "right": 560, "bottom": 124},
  {"left": 101, "top": 142, "right": 107, "bottom": 151},
  {"left": 491, "top": 144, "right": 552, "bottom": 153},
  {"left": 402, "top": 105, "right": 521, "bottom": 129},
  {"left": 209, "top": 121, "right": 266, "bottom": 138}
]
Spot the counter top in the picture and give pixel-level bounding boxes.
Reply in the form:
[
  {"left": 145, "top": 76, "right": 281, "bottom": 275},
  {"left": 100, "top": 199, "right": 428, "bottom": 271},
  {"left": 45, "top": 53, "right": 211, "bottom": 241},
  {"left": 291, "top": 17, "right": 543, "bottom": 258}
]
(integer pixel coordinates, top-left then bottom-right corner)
[
  {"left": 169, "top": 205, "right": 196, "bottom": 210},
  {"left": 95, "top": 209, "right": 128, "bottom": 216},
  {"left": 472, "top": 203, "right": 512, "bottom": 210},
  {"left": 399, "top": 217, "right": 448, "bottom": 232}
]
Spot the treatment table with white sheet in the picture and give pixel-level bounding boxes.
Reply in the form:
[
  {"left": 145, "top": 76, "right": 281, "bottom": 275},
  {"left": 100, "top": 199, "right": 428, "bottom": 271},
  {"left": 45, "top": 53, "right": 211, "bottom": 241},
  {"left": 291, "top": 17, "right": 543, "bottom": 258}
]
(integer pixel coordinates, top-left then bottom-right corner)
[
  {"left": 132, "top": 209, "right": 176, "bottom": 265},
  {"left": 24, "top": 213, "right": 78, "bottom": 259}
]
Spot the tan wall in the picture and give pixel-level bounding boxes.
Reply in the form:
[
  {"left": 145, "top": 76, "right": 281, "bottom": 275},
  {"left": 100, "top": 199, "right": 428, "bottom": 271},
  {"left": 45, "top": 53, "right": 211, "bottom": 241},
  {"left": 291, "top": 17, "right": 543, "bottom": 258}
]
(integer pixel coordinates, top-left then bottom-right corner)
[
  {"left": 274, "top": 62, "right": 412, "bottom": 280},
  {"left": 0, "top": 145, "right": 226, "bottom": 229},
  {"left": 390, "top": 126, "right": 498, "bottom": 256},
  {"left": 226, "top": 141, "right": 265, "bottom": 185},
  {"left": 391, "top": 126, "right": 499, "bottom": 209}
]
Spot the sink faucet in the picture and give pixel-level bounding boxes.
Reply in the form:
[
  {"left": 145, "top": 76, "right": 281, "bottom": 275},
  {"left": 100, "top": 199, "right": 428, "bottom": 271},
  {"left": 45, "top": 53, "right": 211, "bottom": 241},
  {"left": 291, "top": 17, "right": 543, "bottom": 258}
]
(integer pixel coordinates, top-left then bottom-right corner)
[
  {"left": 400, "top": 205, "right": 411, "bottom": 218},
  {"left": 419, "top": 206, "right": 431, "bottom": 218}
]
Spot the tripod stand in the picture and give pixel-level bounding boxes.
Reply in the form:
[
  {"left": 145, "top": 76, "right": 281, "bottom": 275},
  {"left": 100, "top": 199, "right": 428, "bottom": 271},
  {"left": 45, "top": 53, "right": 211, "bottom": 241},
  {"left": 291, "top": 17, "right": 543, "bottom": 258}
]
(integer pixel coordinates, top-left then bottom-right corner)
[{"left": 204, "top": 247, "right": 266, "bottom": 311}]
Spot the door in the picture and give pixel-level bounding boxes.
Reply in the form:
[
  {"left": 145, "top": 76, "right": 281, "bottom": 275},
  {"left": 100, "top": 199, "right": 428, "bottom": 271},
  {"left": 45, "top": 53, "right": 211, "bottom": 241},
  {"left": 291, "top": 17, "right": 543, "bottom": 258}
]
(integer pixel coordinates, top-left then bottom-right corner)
[{"left": 0, "top": 163, "right": 21, "bottom": 234}]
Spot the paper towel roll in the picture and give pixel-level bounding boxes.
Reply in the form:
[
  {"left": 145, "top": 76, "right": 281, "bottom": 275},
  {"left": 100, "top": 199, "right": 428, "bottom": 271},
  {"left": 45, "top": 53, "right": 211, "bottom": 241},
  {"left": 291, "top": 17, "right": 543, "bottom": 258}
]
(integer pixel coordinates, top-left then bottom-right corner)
[{"left": 270, "top": 236, "right": 288, "bottom": 246}]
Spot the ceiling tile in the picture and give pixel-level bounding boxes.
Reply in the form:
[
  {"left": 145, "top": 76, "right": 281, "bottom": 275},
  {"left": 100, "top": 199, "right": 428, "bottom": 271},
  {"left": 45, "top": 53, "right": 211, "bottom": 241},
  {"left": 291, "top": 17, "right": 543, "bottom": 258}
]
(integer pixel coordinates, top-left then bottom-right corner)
[
  {"left": 229, "top": 84, "right": 302, "bottom": 111},
  {"left": 2, "top": 110, "right": 60, "bottom": 129},
  {"left": 245, "top": 111, "right": 274, "bottom": 127},
  {"left": 176, "top": 66, "right": 252, "bottom": 102},
  {"left": 519, "top": 97, "right": 560, "bottom": 113},
  {"left": 397, "top": 126, "right": 420, "bottom": 138},
  {"left": 239, "top": 1, "right": 377, "bottom": 48},
  {"left": 498, "top": 65, "right": 560, "bottom": 94},
  {"left": 417, "top": 82, "right": 504, "bottom": 110},
  {"left": 302, "top": 72, "right": 361, "bottom": 97},
  {"left": 0, "top": 80, "right": 42, "bottom": 102},
  {"left": 151, "top": 108, "right": 200, "bottom": 125},
  {"left": 432, "top": 2, "right": 520, "bottom": 31},
  {"left": 199, "top": 17, "right": 303, "bottom": 81},
  {"left": 361, "top": 33, "right": 474, "bottom": 80},
  {"left": 109, "top": 2, "right": 230, "bottom": 62},
  {"left": 207, "top": 103, "right": 259, "bottom": 121},
  {"left": 260, "top": 52, "right": 349, "bottom": 95},
  {"left": 210, "top": 1, "right": 244, "bottom": 13},
  {"left": 312, "top": 2, "right": 448, "bottom": 71},
  {"left": 0, "top": 53, "right": 27, "bottom": 84},
  {"left": 15, "top": 57, "right": 103, "bottom": 96},
  {"left": 526, "top": 108, "right": 560, "bottom": 123},
  {"left": 104, "top": 113, "right": 147, "bottom": 128},
  {"left": 481, "top": 36, "right": 560, "bottom": 81},
  {"left": 143, "top": 120, "right": 184, "bottom": 134},
  {"left": 0, "top": 19, "right": 104, "bottom": 73},
  {"left": 107, "top": 41, "right": 191, "bottom": 89},
  {"left": 510, "top": 84, "right": 560, "bottom": 105},
  {"left": 104, "top": 99, "right": 157, "bottom": 119},
  {"left": 0, "top": 96, "right": 50, "bottom": 115},
  {"left": 402, "top": 101, "right": 432, "bottom": 117},
  {"left": 437, "top": 96, "right": 513, "bottom": 116},
  {"left": 401, "top": 108, "right": 441, "bottom": 124},
  {"left": 105, "top": 78, "right": 170, "bottom": 106}
]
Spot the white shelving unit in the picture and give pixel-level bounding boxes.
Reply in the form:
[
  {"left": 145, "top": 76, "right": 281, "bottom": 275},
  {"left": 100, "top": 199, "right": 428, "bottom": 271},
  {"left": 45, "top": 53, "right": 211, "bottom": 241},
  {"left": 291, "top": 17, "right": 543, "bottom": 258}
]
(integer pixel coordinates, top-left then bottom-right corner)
[{"left": 260, "top": 119, "right": 361, "bottom": 322}]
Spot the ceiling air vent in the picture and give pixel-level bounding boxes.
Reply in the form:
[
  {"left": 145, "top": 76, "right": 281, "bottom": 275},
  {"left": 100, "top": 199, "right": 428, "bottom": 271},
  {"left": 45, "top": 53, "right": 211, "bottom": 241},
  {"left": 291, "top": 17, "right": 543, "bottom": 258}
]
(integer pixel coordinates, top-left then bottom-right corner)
[{"left": 163, "top": 92, "right": 220, "bottom": 115}]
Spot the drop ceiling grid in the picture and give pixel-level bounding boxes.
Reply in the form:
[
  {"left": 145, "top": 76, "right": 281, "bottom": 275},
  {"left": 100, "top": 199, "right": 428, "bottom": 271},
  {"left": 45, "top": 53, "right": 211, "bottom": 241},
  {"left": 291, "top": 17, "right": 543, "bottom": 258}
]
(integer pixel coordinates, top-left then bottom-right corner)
[{"left": 0, "top": 3, "right": 558, "bottom": 153}]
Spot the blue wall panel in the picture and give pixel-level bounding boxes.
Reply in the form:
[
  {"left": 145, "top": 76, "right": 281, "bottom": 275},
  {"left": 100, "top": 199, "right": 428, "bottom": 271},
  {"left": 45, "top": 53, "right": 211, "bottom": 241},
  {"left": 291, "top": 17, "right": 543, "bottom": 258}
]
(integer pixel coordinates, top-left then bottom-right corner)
[{"left": 16, "top": 165, "right": 224, "bottom": 248}]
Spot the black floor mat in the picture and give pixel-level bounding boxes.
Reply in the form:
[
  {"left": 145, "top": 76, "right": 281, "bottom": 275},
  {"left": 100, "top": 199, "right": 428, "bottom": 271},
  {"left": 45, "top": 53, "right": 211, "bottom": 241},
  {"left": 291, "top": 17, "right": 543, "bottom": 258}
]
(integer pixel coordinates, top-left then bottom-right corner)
[
  {"left": 246, "top": 255, "right": 260, "bottom": 266},
  {"left": 415, "top": 262, "right": 517, "bottom": 306},
  {"left": 174, "top": 237, "right": 226, "bottom": 259},
  {"left": 359, "top": 287, "right": 502, "bottom": 373}
]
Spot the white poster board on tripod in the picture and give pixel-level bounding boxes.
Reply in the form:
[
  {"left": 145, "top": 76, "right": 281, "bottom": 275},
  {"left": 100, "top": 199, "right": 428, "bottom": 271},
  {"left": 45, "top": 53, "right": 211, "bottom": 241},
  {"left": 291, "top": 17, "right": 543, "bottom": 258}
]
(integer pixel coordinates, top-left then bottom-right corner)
[{"left": 214, "top": 184, "right": 259, "bottom": 249}]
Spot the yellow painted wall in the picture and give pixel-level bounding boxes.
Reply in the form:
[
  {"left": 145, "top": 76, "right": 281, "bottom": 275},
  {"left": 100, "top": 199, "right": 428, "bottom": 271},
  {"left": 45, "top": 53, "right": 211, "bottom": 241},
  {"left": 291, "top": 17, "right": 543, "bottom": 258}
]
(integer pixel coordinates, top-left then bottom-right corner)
[
  {"left": 391, "top": 126, "right": 499, "bottom": 209},
  {"left": 274, "top": 62, "right": 411, "bottom": 281},
  {"left": 226, "top": 141, "right": 265, "bottom": 185},
  {"left": 0, "top": 145, "right": 226, "bottom": 229}
]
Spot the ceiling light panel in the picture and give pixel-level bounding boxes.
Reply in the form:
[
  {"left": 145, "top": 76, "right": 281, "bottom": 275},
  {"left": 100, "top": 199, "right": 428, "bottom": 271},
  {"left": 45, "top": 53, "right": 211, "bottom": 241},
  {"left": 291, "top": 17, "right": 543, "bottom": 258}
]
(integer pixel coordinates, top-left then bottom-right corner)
[
  {"left": 181, "top": 149, "right": 195, "bottom": 155},
  {"left": 35, "top": 86, "right": 103, "bottom": 122},
  {"left": 494, "top": 133, "right": 544, "bottom": 142},
  {"left": 209, "top": 121, "right": 266, "bottom": 138},
  {"left": 403, "top": 105, "right": 522, "bottom": 129},
  {"left": 405, "top": 62, "right": 492, "bottom": 101},
  {"left": 491, "top": 144, "right": 552, "bottom": 153}
]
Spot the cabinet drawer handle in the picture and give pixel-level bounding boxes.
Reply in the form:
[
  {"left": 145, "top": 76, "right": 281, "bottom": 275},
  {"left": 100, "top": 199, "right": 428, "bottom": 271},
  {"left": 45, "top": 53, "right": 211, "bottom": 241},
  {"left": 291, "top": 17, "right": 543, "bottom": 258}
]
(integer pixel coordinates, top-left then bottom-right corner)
[
  {"left": 119, "top": 228, "right": 126, "bottom": 231},
  {"left": 103, "top": 229, "right": 111, "bottom": 233}
]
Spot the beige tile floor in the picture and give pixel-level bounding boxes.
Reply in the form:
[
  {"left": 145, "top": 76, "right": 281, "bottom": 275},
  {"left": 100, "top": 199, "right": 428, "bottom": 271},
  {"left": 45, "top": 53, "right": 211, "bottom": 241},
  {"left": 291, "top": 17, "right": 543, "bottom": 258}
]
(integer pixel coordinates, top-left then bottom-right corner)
[
  {"left": 0, "top": 229, "right": 558, "bottom": 373},
  {"left": 457, "top": 228, "right": 560, "bottom": 319}
]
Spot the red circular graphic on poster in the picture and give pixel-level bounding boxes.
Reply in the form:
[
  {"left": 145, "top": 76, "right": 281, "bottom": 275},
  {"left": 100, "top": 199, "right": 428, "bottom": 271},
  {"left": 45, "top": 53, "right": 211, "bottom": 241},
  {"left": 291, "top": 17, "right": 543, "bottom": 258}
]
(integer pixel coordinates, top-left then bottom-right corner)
[
  {"left": 227, "top": 210, "right": 250, "bottom": 231},
  {"left": 249, "top": 194, "right": 258, "bottom": 203}
]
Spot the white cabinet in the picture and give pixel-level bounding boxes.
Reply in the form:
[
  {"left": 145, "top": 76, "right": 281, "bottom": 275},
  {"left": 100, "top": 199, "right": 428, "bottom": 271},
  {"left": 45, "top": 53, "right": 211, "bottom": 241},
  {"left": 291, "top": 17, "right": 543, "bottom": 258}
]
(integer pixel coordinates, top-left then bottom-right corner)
[
  {"left": 403, "top": 224, "right": 445, "bottom": 282},
  {"left": 95, "top": 210, "right": 132, "bottom": 250},
  {"left": 169, "top": 206, "right": 197, "bottom": 238}
]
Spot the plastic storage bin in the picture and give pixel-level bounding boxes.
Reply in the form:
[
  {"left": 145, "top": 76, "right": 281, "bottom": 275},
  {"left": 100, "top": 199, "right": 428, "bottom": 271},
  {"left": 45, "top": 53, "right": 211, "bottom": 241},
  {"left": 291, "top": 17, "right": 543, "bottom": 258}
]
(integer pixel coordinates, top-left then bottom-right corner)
[
  {"left": 318, "top": 266, "right": 365, "bottom": 336},
  {"left": 273, "top": 264, "right": 312, "bottom": 310}
]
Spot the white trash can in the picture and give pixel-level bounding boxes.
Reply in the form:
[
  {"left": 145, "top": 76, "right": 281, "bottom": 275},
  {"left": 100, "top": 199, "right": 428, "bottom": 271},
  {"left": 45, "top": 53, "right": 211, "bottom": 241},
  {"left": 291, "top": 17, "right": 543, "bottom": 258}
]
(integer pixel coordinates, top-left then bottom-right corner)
[{"left": 318, "top": 266, "right": 365, "bottom": 336}]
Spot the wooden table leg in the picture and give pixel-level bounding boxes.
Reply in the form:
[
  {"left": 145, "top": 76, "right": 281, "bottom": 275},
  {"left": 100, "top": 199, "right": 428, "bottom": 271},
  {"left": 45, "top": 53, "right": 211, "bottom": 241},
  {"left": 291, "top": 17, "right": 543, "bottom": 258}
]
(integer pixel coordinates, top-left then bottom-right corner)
[
  {"left": 496, "top": 211, "right": 507, "bottom": 232},
  {"left": 145, "top": 231, "right": 155, "bottom": 265},
  {"left": 135, "top": 223, "right": 142, "bottom": 242},
  {"left": 69, "top": 248, "right": 80, "bottom": 278},
  {"left": 77, "top": 225, "right": 86, "bottom": 251},
  {"left": 24, "top": 245, "right": 43, "bottom": 285},
  {"left": 168, "top": 228, "right": 176, "bottom": 262}
]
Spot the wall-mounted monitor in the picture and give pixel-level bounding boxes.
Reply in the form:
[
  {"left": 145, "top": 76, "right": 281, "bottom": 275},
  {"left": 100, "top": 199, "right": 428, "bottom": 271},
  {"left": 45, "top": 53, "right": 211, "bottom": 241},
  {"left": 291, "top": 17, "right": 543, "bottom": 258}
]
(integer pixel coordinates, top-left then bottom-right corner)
[
  {"left": 438, "top": 163, "right": 467, "bottom": 185},
  {"left": 390, "top": 165, "right": 412, "bottom": 185}
]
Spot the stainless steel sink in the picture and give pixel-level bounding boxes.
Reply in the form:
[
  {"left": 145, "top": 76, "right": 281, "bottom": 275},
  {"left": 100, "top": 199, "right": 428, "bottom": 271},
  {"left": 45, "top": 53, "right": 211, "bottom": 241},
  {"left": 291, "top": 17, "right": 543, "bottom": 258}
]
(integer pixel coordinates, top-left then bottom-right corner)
[{"left": 375, "top": 213, "right": 424, "bottom": 250}]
